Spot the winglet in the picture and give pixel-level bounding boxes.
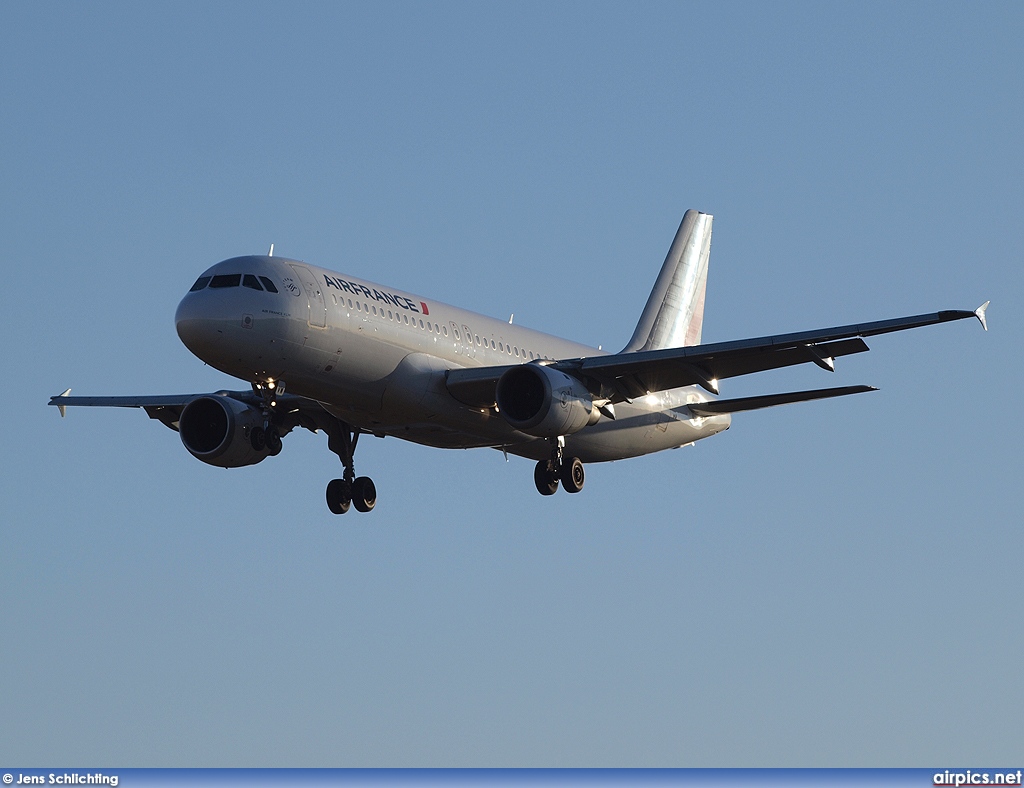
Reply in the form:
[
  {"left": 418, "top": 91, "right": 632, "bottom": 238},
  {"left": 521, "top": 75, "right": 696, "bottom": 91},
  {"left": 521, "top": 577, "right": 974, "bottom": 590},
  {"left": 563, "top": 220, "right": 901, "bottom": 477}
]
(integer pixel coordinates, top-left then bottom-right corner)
[
  {"left": 55, "top": 388, "right": 72, "bottom": 418},
  {"left": 975, "top": 301, "right": 990, "bottom": 331}
]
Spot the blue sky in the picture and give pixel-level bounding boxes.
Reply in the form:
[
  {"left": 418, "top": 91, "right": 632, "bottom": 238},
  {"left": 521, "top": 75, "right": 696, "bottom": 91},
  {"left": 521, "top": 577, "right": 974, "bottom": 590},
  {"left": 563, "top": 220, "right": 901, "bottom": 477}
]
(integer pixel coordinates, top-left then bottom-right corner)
[{"left": 1, "top": 1, "right": 1020, "bottom": 767}]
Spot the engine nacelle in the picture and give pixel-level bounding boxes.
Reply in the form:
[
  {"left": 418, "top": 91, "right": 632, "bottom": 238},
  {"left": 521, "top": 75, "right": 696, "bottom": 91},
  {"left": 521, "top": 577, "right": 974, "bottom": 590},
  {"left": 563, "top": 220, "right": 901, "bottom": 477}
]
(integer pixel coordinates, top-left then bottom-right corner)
[
  {"left": 178, "top": 395, "right": 269, "bottom": 468},
  {"left": 495, "top": 364, "right": 599, "bottom": 437}
]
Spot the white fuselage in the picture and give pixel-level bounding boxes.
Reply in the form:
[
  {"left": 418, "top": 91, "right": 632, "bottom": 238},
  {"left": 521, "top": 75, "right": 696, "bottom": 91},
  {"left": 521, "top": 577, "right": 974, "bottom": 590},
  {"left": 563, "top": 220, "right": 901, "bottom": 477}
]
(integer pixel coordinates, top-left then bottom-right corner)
[{"left": 174, "top": 255, "right": 730, "bottom": 463}]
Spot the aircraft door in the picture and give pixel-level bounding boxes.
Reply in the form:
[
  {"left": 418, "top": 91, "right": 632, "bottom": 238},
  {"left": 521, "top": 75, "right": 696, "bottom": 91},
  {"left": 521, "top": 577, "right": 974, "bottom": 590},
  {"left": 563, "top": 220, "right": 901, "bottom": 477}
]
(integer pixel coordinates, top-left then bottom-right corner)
[
  {"left": 289, "top": 264, "right": 327, "bottom": 328},
  {"left": 461, "top": 324, "right": 476, "bottom": 359},
  {"left": 450, "top": 322, "right": 467, "bottom": 357}
]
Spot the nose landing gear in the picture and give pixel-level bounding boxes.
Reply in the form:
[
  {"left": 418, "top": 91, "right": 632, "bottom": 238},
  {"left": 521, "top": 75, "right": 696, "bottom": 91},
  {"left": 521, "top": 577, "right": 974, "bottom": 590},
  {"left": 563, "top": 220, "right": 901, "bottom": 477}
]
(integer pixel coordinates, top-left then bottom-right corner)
[
  {"left": 533, "top": 437, "right": 585, "bottom": 496},
  {"left": 326, "top": 419, "right": 376, "bottom": 515},
  {"left": 250, "top": 379, "right": 284, "bottom": 455}
]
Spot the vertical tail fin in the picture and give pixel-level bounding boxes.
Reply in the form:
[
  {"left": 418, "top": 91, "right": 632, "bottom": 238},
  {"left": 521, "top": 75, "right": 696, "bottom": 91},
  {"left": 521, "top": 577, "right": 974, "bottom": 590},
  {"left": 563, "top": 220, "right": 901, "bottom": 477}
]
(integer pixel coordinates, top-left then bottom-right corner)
[{"left": 621, "top": 210, "right": 712, "bottom": 352}]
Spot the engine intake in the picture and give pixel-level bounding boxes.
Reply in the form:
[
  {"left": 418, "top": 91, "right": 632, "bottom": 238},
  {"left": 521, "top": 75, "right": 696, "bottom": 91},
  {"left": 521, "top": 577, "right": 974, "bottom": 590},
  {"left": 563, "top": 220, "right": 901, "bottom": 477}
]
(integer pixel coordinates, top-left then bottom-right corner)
[
  {"left": 178, "top": 395, "right": 269, "bottom": 468},
  {"left": 495, "top": 364, "right": 599, "bottom": 437}
]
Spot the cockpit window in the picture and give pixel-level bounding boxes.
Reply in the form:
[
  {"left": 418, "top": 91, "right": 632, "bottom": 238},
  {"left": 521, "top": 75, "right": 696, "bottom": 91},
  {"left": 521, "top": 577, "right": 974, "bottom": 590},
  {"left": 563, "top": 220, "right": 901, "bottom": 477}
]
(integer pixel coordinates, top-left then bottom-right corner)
[
  {"left": 242, "top": 274, "right": 264, "bottom": 291},
  {"left": 189, "top": 276, "right": 212, "bottom": 292},
  {"left": 259, "top": 276, "right": 279, "bottom": 293},
  {"left": 209, "top": 274, "right": 241, "bottom": 288}
]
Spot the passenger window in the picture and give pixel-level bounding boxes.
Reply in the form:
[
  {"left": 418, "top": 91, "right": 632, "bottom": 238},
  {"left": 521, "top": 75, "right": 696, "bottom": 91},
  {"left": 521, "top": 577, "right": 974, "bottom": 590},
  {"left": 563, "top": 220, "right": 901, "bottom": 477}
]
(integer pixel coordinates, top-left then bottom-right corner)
[
  {"left": 428, "top": 322, "right": 433, "bottom": 332},
  {"left": 419, "top": 319, "right": 424, "bottom": 329},
  {"left": 454, "top": 330, "right": 460, "bottom": 340},
  {"left": 442, "top": 326, "right": 448, "bottom": 336},
  {"left": 388, "top": 310, "right": 393, "bottom": 319},
  {"left": 258, "top": 276, "right": 279, "bottom": 293},
  {"left": 210, "top": 274, "right": 241, "bottom": 288},
  {"left": 189, "top": 276, "right": 212, "bottom": 292},
  {"left": 514, "top": 347, "right": 519, "bottom": 357},
  {"left": 372, "top": 306, "right": 377, "bottom": 316}
]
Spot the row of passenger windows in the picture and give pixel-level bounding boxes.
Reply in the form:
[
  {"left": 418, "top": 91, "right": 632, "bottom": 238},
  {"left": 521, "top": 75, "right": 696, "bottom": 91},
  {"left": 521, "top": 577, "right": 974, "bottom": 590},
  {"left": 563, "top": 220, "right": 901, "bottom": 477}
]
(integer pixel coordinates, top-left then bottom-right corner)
[
  {"left": 190, "top": 274, "right": 279, "bottom": 293},
  {"left": 330, "top": 292, "right": 552, "bottom": 361},
  {"left": 189, "top": 273, "right": 553, "bottom": 360}
]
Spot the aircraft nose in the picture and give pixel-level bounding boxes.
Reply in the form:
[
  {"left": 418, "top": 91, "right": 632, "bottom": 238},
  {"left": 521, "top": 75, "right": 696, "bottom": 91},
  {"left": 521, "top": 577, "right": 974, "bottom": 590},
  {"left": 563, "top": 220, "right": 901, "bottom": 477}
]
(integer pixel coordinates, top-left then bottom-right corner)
[{"left": 175, "top": 293, "right": 222, "bottom": 358}]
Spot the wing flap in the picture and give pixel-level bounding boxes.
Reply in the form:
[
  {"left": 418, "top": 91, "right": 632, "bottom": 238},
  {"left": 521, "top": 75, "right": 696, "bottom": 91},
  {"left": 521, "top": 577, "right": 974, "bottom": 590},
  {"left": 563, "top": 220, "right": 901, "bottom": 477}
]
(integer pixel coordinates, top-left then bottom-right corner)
[{"left": 578, "top": 337, "right": 869, "bottom": 398}]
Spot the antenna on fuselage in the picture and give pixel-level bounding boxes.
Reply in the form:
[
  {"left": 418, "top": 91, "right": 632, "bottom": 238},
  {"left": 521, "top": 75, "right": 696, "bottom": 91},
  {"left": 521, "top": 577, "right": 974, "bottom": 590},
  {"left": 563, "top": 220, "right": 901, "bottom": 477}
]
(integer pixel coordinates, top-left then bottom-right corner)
[
  {"left": 268, "top": 244, "right": 274, "bottom": 257},
  {"left": 509, "top": 313, "right": 514, "bottom": 324}
]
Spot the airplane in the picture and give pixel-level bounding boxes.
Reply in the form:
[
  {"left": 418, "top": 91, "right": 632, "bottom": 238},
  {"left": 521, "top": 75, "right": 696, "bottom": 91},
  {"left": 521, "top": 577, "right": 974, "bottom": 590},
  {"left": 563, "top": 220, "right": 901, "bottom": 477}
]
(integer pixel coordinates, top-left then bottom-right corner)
[{"left": 50, "top": 210, "right": 989, "bottom": 514}]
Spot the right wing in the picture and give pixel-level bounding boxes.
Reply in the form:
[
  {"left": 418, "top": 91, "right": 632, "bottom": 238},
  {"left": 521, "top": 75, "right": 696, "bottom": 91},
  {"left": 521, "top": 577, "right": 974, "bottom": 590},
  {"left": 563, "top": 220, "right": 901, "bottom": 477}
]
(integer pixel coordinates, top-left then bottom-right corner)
[
  {"left": 49, "top": 391, "right": 196, "bottom": 428},
  {"left": 48, "top": 389, "right": 339, "bottom": 434}
]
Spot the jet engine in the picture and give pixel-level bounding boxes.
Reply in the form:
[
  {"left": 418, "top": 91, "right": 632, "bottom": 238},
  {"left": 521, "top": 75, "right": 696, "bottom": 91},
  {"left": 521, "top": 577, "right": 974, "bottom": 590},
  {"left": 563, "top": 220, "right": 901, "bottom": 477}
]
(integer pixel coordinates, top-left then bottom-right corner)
[
  {"left": 495, "top": 364, "right": 600, "bottom": 438},
  {"left": 178, "top": 394, "right": 270, "bottom": 468}
]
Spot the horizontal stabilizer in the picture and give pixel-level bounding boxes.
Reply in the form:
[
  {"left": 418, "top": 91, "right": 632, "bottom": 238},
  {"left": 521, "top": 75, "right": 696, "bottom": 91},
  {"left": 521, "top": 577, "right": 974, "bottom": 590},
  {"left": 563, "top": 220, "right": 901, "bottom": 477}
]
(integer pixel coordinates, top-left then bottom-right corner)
[{"left": 688, "top": 385, "right": 877, "bottom": 416}]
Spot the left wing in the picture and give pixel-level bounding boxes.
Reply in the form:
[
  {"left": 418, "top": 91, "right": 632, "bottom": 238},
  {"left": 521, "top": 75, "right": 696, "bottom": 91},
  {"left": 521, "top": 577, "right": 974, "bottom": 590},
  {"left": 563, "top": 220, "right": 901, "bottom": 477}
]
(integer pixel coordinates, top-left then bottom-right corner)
[{"left": 446, "top": 303, "right": 989, "bottom": 408}]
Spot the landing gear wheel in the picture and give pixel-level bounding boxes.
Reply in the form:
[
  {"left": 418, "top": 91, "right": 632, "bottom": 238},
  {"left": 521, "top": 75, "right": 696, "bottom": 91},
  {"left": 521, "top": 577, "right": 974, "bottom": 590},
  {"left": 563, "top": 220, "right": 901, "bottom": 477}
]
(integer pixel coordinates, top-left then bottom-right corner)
[
  {"left": 326, "top": 479, "right": 352, "bottom": 514},
  {"left": 561, "top": 456, "right": 585, "bottom": 494},
  {"left": 352, "top": 476, "right": 377, "bottom": 513},
  {"left": 326, "top": 419, "right": 377, "bottom": 514},
  {"left": 250, "top": 426, "right": 266, "bottom": 451},
  {"left": 534, "top": 461, "right": 559, "bottom": 496},
  {"left": 265, "top": 430, "right": 283, "bottom": 456}
]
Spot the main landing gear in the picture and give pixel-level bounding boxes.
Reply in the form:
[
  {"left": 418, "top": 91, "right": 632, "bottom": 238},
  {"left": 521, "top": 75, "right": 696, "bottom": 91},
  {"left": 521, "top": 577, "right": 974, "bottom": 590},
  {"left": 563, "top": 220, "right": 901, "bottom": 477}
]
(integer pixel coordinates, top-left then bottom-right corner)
[
  {"left": 325, "top": 420, "right": 376, "bottom": 515},
  {"left": 534, "top": 437, "right": 585, "bottom": 496}
]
